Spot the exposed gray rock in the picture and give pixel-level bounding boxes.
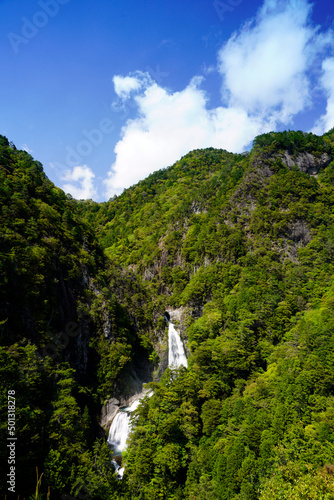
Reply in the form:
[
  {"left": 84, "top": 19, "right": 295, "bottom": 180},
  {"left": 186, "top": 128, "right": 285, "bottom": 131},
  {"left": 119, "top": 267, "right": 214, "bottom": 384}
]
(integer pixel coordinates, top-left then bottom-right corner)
[
  {"left": 101, "top": 363, "right": 153, "bottom": 431},
  {"left": 166, "top": 307, "right": 186, "bottom": 326},
  {"left": 281, "top": 152, "right": 331, "bottom": 174},
  {"left": 101, "top": 397, "right": 120, "bottom": 429},
  {"left": 101, "top": 386, "right": 152, "bottom": 432},
  {"left": 288, "top": 220, "right": 311, "bottom": 245}
]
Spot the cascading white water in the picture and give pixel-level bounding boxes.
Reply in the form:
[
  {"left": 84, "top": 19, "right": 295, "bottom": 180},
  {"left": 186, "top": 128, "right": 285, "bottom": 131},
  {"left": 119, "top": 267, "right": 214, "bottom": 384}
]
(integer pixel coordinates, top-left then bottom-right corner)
[
  {"left": 107, "top": 393, "right": 151, "bottom": 453},
  {"left": 108, "top": 407, "right": 134, "bottom": 479},
  {"left": 168, "top": 322, "right": 187, "bottom": 368},
  {"left": 108, "top": 410, "right": 131, "bottom": 452},
  {"left": 112, "top": 459, "right": 125, "bottom": 480},
  {"left": 107, "top": 318, "right": 187, "bottom": 477}
]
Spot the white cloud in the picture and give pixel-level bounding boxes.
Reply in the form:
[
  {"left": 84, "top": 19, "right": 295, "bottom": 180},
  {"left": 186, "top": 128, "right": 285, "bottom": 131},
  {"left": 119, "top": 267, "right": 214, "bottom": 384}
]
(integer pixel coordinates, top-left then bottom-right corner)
[
  {"left": 103, "top": 0, "right": 333, "bottom": 199},
  {"left": 218, "top": 0, "right": 314, "bottom": 121},
  {"left": 62, "top": 165, "right": 97, "bottom": 200},
  {"left": 312, "top": 58, "right": 334, "bottom": 135},
  {"left": 113, "top": 73, "right": 152, "bottom": 100}
]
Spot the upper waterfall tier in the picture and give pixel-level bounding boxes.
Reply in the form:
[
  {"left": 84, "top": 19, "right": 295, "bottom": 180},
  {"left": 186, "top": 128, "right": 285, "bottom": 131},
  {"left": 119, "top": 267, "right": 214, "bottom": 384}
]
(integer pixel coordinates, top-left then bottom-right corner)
[{"left": 168, "top": 322, "right": 188, "bottom": 368}]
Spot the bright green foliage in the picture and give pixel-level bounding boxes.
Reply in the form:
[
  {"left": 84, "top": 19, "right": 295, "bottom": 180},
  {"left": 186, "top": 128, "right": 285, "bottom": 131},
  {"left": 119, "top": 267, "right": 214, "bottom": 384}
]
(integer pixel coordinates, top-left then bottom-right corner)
[
  {"left": 2, "top": 130, "right": 334, "bottom": 498},
  {"left": 259, "top": 463, "right": 334, "bottom": 499}
]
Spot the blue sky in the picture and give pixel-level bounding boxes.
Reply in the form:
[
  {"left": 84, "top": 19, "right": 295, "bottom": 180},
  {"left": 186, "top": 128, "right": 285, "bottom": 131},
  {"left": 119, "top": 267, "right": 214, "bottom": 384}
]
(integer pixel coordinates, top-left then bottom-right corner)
[{"left": 0, "top": 0, "right": 333, "bottom": 200}]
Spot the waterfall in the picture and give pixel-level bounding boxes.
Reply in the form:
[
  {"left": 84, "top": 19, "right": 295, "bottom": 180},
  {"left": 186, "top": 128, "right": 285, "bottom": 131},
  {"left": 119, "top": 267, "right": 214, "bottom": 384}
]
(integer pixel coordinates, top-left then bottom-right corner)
[
  {"left": 107, "top": 317, "right": 187, "bottom": 477},
  {"left": 107, "top": 393, "right": 151, "bottom": 453},
  {"left": 107, "top": 410, "right": 131, "bottom": 452},
  {"left": 168, "top": 322, "right": 187, "bottom": 368}
]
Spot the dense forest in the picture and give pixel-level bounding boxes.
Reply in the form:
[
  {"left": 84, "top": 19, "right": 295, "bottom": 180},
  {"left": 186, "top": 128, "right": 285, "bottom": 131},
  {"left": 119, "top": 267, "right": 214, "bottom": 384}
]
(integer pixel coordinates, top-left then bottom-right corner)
[{"left": 2, "top": 129, "right": 334, "bottom": 498}]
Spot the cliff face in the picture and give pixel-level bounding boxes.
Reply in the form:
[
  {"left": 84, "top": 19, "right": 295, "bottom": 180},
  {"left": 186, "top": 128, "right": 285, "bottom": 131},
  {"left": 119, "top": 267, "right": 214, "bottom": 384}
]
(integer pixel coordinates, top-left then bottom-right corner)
[{"left": 280, "top": 151, "right": 331, "bottom": 173}]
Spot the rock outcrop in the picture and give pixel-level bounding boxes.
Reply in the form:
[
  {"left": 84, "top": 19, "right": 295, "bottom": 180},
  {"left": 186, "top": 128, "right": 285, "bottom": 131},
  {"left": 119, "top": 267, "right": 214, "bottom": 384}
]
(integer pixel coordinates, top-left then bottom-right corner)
[{"left": 281, "top": 152, "right": 331, "bottom": 174}]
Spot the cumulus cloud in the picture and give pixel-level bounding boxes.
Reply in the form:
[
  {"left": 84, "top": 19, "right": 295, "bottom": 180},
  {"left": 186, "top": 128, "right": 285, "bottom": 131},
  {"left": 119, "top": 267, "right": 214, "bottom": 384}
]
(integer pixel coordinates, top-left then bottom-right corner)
[
  {"left": 113, "top": 72, "right": 153, "bottom": 100},
  {"left": 103, "top": 0, "right": 333, "bottom": 199},
  {"left": 218, "top": 0, "right": 315, "bottom": 121},
  {"left": 62, "top": 165, "right": 97, "bottom": 200},
  {"left": 312, "top": 58, "right": 334, "bottom": 135}
]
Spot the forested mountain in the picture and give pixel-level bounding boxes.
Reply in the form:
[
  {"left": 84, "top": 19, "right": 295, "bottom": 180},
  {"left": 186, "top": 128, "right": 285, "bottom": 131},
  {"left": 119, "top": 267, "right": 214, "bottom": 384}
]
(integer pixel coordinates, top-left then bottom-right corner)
[
  {"left": 2, "top": 129, "right": 334, "bottom": 499},
  {"left": 0, "top": 135, "right": 154, "bottom": 498}
]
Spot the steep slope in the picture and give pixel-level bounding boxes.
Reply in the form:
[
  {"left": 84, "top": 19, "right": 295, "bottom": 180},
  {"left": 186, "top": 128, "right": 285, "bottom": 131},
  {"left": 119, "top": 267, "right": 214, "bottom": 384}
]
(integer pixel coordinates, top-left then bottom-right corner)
[
  {"left": 0, "top": 136, "right": 154, "bottom": 498},
  {"left": 80, "top": 130, "right": 334, "bottom": 339}
]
